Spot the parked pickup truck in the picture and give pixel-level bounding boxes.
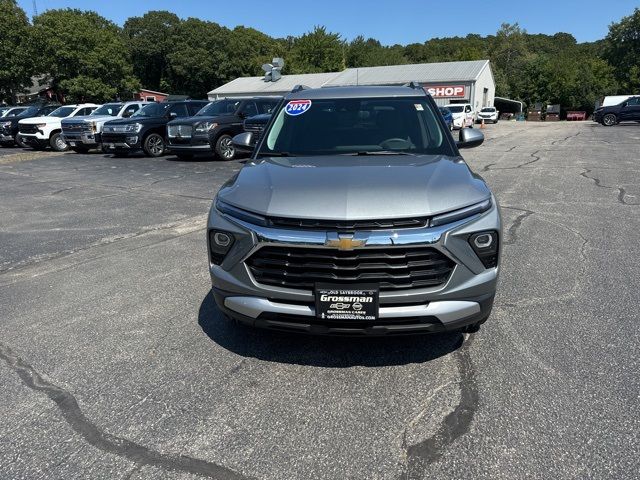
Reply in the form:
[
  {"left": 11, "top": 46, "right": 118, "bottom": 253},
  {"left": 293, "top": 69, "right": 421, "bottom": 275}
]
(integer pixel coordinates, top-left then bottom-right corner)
[
  {"left": 61, "top": 101, "right": 149, "bottom": 153},
  {"left": 19, "top": 104, "right": 99, "bottom": 151},
  {"left": 0, "top": 104, "right": 60, "bottom": 148}
]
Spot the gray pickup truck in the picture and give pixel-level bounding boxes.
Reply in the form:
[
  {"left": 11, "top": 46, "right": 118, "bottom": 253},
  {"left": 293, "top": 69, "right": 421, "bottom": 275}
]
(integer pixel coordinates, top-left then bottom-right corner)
[{"left": 61, "top": 101, "right": 149, "bottom": 153}]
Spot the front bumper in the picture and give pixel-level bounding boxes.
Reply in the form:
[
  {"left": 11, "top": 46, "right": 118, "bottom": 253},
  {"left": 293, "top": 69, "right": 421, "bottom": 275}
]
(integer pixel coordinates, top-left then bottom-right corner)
[
  {"left": 167, "top": 135, "right": 212, "bottom": 153},
  {"left": 62, "top": 131, "right": 101, "bottom": 147},
  {"left": 20, "top": 133, "right": 49, "bottom": 147},
  {"left": 101, "top": 132, "right": 141, "bottom": 150},
  {"left": 207, "top": 198, "right": 502, "bottom": 335}
]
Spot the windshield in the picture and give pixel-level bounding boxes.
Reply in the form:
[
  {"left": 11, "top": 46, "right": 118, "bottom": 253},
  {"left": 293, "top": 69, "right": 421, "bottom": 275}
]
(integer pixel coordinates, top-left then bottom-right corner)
[
  {"left": 17, "top": 107, "right": 39, "bottom": 118},
  {"left": 92, "top": 104, "right": 123, "bottom": 116},
  {"left": 132, "top": 103, "right": 170, "bottom": 117},
  {"left": 48, "top": 106, "right": 76, "bottom": 118},
  {"left": 195, "top": 100, "right": 241, "bottom": 116},
  {"left": 481, "top": 107, "right": 495, "bottom": 112},
  {"left": 259, "top": 97, "right": 454, "bottom": 157},
  {"left": 447, "top": 106, "right": 464, "bottom": 113}
]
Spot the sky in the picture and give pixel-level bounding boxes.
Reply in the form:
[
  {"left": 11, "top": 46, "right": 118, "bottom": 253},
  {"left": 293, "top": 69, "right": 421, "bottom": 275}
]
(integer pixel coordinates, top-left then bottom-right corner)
[{"left": 18, "top": 0, "right": 640, "bottom": 45}]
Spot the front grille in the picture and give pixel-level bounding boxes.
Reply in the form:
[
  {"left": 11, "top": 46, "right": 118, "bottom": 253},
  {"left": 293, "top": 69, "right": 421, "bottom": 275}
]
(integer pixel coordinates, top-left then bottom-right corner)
[
  {"left": 19, "top": 124, "right": 39, "bottom": 134},
  {"left": 244, "top": 122, "right": 265, "bottom": 134},
  {"left": 246, "top": 246, "right": 454, "bottom": 291},
  {"left": 62, "top": 122, "right": 90, "bottom": 133},
  {"left": 168, "top": 125, "right": 192, "bottom": 138},
  {"left": 267, "top": 216, "right": 429, "bottom": 230}
]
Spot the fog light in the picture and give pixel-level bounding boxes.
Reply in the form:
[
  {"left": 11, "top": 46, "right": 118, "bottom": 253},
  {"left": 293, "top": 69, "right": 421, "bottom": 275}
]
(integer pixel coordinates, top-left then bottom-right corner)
[
  {"left": 209, "top": 229, "right": 235, "bottom": 265},
  {"left": 473, "top": 233, "right": 493, "bottom": 248},
  {"left": 469, "top": 231, "right": 499, "bottom": 268},
  {"left": 126, "top": 136, "right": 138, "bottom": 144},
  {"left": 213, "top": 232, "right": 232, "bottom": 247}
]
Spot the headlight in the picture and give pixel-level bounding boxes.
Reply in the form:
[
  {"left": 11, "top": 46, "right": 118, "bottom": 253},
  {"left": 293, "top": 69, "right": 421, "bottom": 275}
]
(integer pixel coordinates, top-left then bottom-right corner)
[
  {"left": 35, "top": 123, "right": 47, "bottom": 128},
  {"left": 195, "top": 122, "right": 217, "bottom": 133},
  {"left": 430, "top": 199, "right": 492, "bottom": 227},
  {"left": 216, "top": 199, "right": 268, "bottom": 226},
  {"left": 0, "top": 121, "right": 12, "bottom": 128},
  {"left": 129, "top": 123, "right": 143, "bottom": 133}
]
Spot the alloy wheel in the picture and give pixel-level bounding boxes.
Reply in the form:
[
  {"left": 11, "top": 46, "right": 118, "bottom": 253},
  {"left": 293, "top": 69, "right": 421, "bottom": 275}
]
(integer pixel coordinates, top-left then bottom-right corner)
[
  {"left": 603, "top": 114, "right": 617, "bottom": 126},
  {"left": 220, "top": 137, "right": 234, "bottom": 159}
]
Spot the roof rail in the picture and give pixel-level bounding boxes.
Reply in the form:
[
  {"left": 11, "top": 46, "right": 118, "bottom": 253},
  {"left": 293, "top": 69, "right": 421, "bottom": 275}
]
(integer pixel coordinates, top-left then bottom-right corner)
[
  {"left": 290, "top": 84, "right": 310, "bottom": 93},
  {"left": 404, "top": 81, "right": 424, "bottom": 90}
]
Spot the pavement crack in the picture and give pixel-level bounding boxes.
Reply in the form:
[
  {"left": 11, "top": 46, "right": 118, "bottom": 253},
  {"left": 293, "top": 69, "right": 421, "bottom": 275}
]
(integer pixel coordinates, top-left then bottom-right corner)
[
  {"left": 0, "top": 343, "right": 254, "bottom": 480},
  {"left": 501, "top": 206, "right": 536, "bottom": 245},
  {"left": 482, "top": 150, "right": 540, "bottom": 171},
  {"left": 579, "top": 169, "right": 637, "bottom": 206},
  {"left": 402, "top": 335, "right": 478, "bottom": 477},
  {"left": 551, "top": 131, "right": 581, "bottom": 145}
]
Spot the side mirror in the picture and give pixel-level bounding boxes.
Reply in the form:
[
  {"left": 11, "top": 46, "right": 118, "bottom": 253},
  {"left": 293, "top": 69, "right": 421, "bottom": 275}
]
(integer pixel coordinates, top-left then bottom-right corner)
[
  {"left": 232, "top": 132, "right": 254, "bottom": 153},
  {"left": 168, "top": 112, "right": 178, "bottom": 119},
  {"left": 456, "top": 127, "right": 484, "bottom": 149},
  {"left": 123, "top": 109, "right": 135, "bottom": 118}
]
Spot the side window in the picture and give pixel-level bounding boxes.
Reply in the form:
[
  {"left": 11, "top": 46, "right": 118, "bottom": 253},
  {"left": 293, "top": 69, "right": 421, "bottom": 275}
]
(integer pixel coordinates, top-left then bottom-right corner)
[
  {"left": 240, "top": 101, "right": 258, "bottom": 117},
  {"left": 187, "top": 102, "right": 206, "bottom": 116},
  {"left": 258, "top": 100, "right": 279, "bottom": 114},
  {"left": 628, "top": 97, "right": 640, "bottom": 106},
  {"left": 465, "top": 105, "right": 471, "bottom": 113},
  {"left": 170, "top": 104, "right": 189, "bottom": 117},
  {"left": 123, "top": 104, "right": 139, "bottom": 117}
]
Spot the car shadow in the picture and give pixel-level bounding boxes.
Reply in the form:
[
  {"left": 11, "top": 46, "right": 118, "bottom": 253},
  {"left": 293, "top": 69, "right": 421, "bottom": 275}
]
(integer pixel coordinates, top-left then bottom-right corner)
[{"left": 198, "top": 291, "right": 464, "bottom": 368}]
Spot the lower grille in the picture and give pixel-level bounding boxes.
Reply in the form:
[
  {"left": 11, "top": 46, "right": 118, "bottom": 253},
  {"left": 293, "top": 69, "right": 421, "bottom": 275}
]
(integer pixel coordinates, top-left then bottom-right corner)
[
  {"left": 19, "top": 124, "right": 39, "bottom": 134},
  {"left": 246, "top": 246, "right": 454, "bottom": 291}
]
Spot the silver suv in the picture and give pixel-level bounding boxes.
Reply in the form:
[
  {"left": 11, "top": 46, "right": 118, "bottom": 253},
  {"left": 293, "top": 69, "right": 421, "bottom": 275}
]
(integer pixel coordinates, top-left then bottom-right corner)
[{"left": 207, "top": 85, "right": 501, "bottom": 335}]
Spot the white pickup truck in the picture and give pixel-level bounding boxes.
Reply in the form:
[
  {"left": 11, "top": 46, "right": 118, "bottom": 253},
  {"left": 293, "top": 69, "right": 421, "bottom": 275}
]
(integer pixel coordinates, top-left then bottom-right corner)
[
  {"left": 61, "top": 101, "right": 149, "bottom": 153},
  {"left": 18, "top": 104, "right": 99, "bottom": 151}
]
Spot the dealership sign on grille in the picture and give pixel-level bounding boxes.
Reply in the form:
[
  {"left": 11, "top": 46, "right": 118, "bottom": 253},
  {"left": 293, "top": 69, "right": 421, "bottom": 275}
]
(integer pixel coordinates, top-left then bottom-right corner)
[{"left": 424, "top": 85, "right": 466, "bottom": 98}]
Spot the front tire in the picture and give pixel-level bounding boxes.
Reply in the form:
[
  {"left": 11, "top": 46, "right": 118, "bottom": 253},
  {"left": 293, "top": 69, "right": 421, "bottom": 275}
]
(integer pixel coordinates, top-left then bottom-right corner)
[
  {"left": 214, "top": 134, "right": 235, "bottom": 161},
  {"left": 50, "top": 132, "right": 69, "bottom": 152},
  {"left": 602, "top": 113, "right": 617, "bottom": 126},
  {"left": 143, "top": 133, "right": 166, "bottom": 157}
]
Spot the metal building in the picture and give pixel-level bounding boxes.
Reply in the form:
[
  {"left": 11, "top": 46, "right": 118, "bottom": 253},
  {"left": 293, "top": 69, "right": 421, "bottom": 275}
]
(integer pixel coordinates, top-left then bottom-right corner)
[{"left": 208, "top": 60, "right": 495, "bottom": 111}]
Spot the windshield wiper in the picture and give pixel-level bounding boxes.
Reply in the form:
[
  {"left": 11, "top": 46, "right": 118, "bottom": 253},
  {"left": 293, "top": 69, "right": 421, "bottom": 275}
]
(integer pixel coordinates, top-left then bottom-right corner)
[
  {"left": 257, "top": 151, "right": 294, "bottom": 157},
  {"left": 343, "top": 150, "right": 416, "bottom": 156}
]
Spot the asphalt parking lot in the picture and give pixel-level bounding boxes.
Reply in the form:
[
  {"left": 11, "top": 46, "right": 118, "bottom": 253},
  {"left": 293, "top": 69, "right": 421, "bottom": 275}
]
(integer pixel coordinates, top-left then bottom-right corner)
[{"left": 1, "top": 121, "right": 639, "bottom": 480}]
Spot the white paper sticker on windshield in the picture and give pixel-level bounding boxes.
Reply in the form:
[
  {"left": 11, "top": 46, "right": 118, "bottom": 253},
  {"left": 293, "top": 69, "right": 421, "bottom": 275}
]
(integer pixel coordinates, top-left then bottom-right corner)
[{"left": 414, "top": 104, "right": 424, "bottom": 111}]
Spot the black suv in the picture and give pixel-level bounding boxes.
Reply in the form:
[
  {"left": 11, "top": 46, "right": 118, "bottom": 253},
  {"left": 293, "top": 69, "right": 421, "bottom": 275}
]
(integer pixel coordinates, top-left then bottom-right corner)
[
  {"left": 594, "top": 96, "right": 640, "bottom": 126},
  {"left": 101, "top": 100, "right": 208, "bottom": 157},
  {"left": 0, "top": 104, "right": 60, "bottom": 147},
  {"left": 167, "top": 97, "right": 280, "bottom": 160}
]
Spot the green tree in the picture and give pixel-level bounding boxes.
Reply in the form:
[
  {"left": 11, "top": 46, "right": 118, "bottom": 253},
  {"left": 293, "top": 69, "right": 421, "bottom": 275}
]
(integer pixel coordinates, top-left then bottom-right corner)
[
  {"left": 288, "top": 26, "right": 345, "bottom": 73},
  {"left": 123, "top": 11, "right": 181, "bottom": 91},
  {"left": 227, "top": 26, "right": 285, "bottom": 78},
  {"left": 165, "top": 18, "right": 231, "bottom": 98},
  {"left": 346, "top": 36, "right": 406, "bottom": 67},
  {"left": 32, "top": 9, "right": 139, "bottom": 102},
  {"left": 605, "top": 8, "right": 640, "bottom": 92},
  {"left": 0, "top": 0, "right": 35, "bottom": 103}
]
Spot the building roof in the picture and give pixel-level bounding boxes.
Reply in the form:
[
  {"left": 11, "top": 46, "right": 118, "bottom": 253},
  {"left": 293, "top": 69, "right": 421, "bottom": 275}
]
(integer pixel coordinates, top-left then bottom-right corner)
[
  {"left": 209, "top": 72, "right": 342, "bottom": 96},
  {"left": 208, "top": 60, "right": 491, "bottom": 97},
  {"left": 325, "top": 60, "right": 490, "bottom": 86}
]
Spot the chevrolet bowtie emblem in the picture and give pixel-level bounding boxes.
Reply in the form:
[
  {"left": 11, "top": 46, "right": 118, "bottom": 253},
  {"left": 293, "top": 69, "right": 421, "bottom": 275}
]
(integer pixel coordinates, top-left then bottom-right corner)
[{"left": 325, "top": 233, "right": 367, "bottom": 251}]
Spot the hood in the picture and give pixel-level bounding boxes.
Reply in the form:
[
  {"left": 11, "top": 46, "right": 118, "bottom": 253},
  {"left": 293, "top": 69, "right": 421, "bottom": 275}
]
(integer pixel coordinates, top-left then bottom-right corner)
[
  {"left": 218, "top": 155, "right": 490, "bottom": 220},
  {"left": 169, "top": 114, "right": 237, "bottom": 126},
  {"left": 106, "top": 116, "right": 162, "bottom": 126},
  {"left": 450, "top": 112, "right": 464, "bottom": 119},
  {"left": 62, "top": 115, "right": 116, "bottom": 124},
  {"left": 20, "top": 116, "right": 64, "bottom": 125}
]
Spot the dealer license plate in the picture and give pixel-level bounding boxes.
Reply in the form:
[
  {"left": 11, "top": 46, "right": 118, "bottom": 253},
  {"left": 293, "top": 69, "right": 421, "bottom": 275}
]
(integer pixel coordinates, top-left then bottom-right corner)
[{"left": 315, "top": 284, "right": 379, "bottom": 321}]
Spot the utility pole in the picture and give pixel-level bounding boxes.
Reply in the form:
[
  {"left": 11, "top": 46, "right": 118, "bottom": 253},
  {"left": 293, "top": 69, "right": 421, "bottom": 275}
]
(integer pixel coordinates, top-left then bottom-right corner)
[{"left": 33, "top": 0, "right": 38, "bottom": 17}]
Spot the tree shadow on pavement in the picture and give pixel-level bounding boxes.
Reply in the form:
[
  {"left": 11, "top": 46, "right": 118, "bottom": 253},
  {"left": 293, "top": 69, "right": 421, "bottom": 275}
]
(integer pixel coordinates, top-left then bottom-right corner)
[{"left": 198, "top": 291, "right": 464, "bottom": 368}]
